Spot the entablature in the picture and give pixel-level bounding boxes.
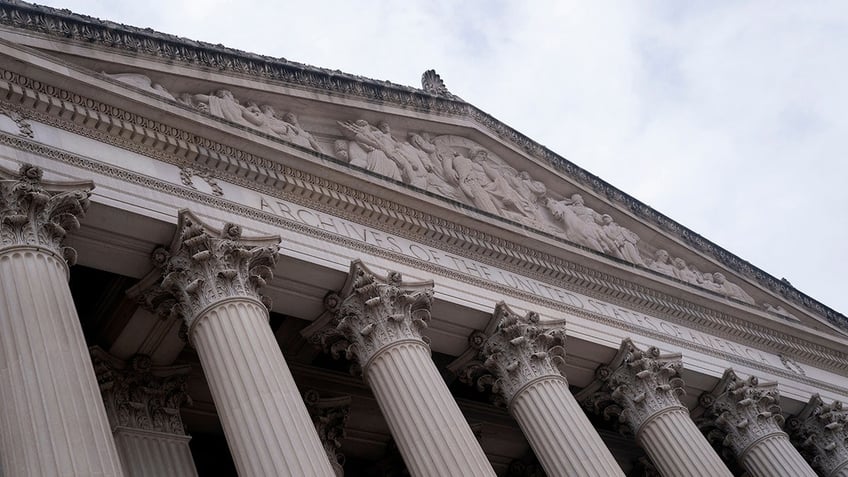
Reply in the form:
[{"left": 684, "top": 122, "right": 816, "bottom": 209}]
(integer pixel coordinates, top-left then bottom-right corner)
[{"left": 0, "top": 21, "right": 845, "bottom": 387}]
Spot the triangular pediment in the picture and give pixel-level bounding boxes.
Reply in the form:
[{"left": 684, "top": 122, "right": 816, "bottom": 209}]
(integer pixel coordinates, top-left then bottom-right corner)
[{"left": 0, "top": 0, "right": 845, "bottom": 342}]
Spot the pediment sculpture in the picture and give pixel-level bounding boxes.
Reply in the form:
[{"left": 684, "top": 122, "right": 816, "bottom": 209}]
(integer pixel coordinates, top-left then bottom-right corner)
[{"left": 102, "top": 72, "right": 763, "bottom": 310}]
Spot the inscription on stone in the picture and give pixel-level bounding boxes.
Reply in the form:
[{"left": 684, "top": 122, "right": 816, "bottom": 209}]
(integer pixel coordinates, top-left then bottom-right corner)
[{"left": 258, "top": 194, "right": 773, "bottom": 366}]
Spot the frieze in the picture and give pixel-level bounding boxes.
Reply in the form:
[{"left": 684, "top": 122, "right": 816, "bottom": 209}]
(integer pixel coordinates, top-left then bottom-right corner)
[
  {"left": 0, "top": 107, "right": 845, "bottom": 383},
  {"left": 0, "top": 0, "right": 844, "bottom": 329},
  {"left": 0, "top": 69, "right": 778, "bottom": 314}
]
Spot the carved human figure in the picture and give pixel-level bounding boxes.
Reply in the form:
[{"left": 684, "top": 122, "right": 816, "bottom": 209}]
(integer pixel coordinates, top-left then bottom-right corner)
[
  {"left": 600, "top": 214, "right": 644, "bottom": 265},
  {"left": 443, "top": 148, "right": 504, "bottom": 215},
  {"left": 547, "top": 195, "right": 611, "bottom": 254},
  {"left": 408, "top": 132, "right": 460, "bottom": 199},
  {"left": 338, "top": 120, "right": 403, "bottom": 182},
  {"left": 479, "top": 157, "right": 534, "bottom": 218},
  {"left": 190, "top": 89, "right": 249, "bottom": 124},
  {"left": 282, "top": 111, "right": 324, "bottom": 153},
  {"left": 648, "top": 249, "right": 675, "bottom": 275},
  {"left": 672, "top": 257, "right": 699, "bottom": 284},
  {"left": 713, "top": 272, "right": 755, "bottom": 305},
  {"left": 699, "top": 271, "right": 722, "bottom": 292}
]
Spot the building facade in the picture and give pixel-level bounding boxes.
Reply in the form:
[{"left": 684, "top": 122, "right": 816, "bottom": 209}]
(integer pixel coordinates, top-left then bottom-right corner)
[{"left": 0, "top": 2, "right": 846, "bottom": 476}]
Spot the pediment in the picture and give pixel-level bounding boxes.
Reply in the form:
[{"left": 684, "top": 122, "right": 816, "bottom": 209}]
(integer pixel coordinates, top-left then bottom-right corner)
[{"left": 0, "top": 0, "right": 845, "bottom": 340}]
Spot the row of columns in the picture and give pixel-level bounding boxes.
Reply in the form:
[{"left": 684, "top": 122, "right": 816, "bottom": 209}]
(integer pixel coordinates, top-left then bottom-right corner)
[{"left": 0, "top": 163, "right": 845, "bottom": 476}]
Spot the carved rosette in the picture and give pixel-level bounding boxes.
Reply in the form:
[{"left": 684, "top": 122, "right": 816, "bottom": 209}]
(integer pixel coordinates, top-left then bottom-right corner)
[
  {"left": 0, "top": 163, "right": 92, "bottom": 263},
  {"left": 699, "top": 369, "right": 785, "bottom": 457},
  {"left": 588, "top": 340, "right": 686, "bottom": 435},
  {"left": 311, "top": 261, "right": 434, "bottom": 371},
  {"left": 477, "top": 302, "right": 568, "bottom": 404},
  {"left": 304, "top": 390, "right": 351, "bottom": 477},
  {"left": 135, "top": 210, "right": 279, "bottom": 330},
  {"left": 91, "top": 348, "right": 192, "bottom": 435},
  {"left": 787, "top": 395, "right": 848, "bottom": 476}
]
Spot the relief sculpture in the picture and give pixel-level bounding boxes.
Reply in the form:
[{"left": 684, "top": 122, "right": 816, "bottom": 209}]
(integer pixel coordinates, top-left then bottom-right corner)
[{"left": 99, "top": 72, "right": 763, "bottom": 310}]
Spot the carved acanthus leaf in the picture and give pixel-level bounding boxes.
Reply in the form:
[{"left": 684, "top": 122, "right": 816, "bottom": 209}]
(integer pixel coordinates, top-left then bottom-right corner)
[
  {"left": 698, "top": 369, "right": 785, "bottom": 456},
  {"left": 304, "top": 261, "right": 434, "bottom": 371},
  {"left": 304, "top": 390, "right": 351, "bottom": 477},
  {"left": 0, "top": 164, "right": 92, "bottom": 262},
  {"left": 132, "top": 210, "right": 279, "bottom": 329},
  {"left": 586, "top": 339, "right": 686, "bottom": 435},
  {"left": 475, "top": 302, "right": 568, "bottom": 404},
  {"left": 787, "top": 395, "right": 848, "bottom": 476},
  {"left": 91, "top": 347, "right": 192, "bottom": 435}
]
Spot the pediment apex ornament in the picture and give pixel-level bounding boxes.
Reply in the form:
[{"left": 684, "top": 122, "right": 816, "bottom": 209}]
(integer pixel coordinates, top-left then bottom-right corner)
[
  {"left": 698, "top": 368, "right": 785, "bottom": 456},
  {"left": 0, "top": 163, "right": 93, "bottom": 263},
  {"left": 449, "top": 302, "right": 568, "bottom": 405},
  {"left": 579, "top": 339, "right": 685, "bottom": 436},
  {"left": 128, "top": 209, "right": 280, "bottom": 332},
  {"left": 421, "top": 69, "right": 458, "bottom": 99},
  {"left": 301, "top": 260, "right": 435, "bottom": 373},
  {"left": 787, "top": 394, "right": 848, "bottom": 476}
]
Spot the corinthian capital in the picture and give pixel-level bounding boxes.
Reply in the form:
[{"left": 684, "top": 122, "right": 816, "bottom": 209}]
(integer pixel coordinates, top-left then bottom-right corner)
[
  {"left": 304, "top": 390, "right": 351, "bottom": 477},
  {"left": 90, "top": 347, "right": 192, "bottom": 435},
  {"left": 449, "top": 302, "right": 567, "bottom": 404},
  {"left": 0, "top": 163, "right": 92, "bottom": 263},
  {"left": 581, "top": 339, "right": 686, "bottom": 435},
  {"left": 131, "top": 210, "right": 279, "bottom": 329},
  {"left": 698, "top": 369, "right": 784, "bottom": 456},
  {"left": 787, "top": 395, "right": 848, "bottom": 476},
  {"left": 303, "top": 261, "right": 434, "bottom": 371}
]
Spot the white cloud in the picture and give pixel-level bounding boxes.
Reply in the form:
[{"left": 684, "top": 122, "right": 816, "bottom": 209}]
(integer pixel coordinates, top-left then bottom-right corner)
[{"left": 38, "top": 0, "right": 848, "bottom": 315}]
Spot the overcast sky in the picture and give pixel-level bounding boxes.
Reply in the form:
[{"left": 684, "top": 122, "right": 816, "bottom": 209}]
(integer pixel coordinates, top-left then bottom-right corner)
[{"left": 39, "top": 1, "right": 848, "bottom": 315}]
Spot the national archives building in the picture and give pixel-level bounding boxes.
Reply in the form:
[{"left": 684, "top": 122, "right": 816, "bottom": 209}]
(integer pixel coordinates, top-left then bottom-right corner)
[{"left": 0, "top": 2, "right": 846, "bottom": 476}]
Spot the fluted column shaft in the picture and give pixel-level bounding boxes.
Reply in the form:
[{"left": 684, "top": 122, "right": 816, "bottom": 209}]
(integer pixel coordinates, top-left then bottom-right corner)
[
  {"left": 701, "top": 370, "right": 816, "bottom": 477},
  {"left": 511, "top": 376, "right": 623, "bottom": 476},
  {"left": 307, "top": 262, "right": 495, "bottom": 477},
  {"left": 365, "top": 341, "right": 495, "bottom": 477},
  {"left": 741, "top": 431, "right": 817, "bottom": 477},
  {"left": 0, "top": 247, "right": 124, "bottom": 476},
  {"left": 192, "top": 298, "right": 334, "bottom": 476},
  {"left": 588, "top": 341, "right": 731, "bottom": 477},
  {"left": 134, "top": 211, "right": 334, "bottom": 477},
  {"left": 637, "top": 407, "right": 731, "bottom": 477},
  {"left": 113, "top": 428, "right": 197, "bottom": 477},
  {"left": 469, "top": 303, "right": 623, "bottom": 477}
]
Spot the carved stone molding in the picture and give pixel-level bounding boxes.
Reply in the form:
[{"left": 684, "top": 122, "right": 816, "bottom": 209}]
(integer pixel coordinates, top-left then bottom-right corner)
[
  {"left": 583, "top": 339, "right": 686, "bottom": 436},
  {"left": 787, "top": 395, "right": 848, "bottom": 476},
  {"left": 304, "top": 390, "right": 351, "bottom": 477},
  {"left": 0, "top": 163, "right": 92, "bottom": 263},
  {"left": 449, "top": 302, "right": 568, "bottom": 405},
  {"left": 697, "top": 369, "right": 785, "bottom": 457},
  {"left": 3, "top": 121, "right": 848, "bottom": 392},
  {"left": 90, "top": 347, "right": 192, "bottom": 435},
  {"left": 129, "top": 209, "right": 279, "bottom": 331},
  {"left": 303, "top": 260, "right": 434, "bottom": 372},
  {"left": 2, "top": 0, "right": 843, "bottom": 331},
  {"left": 1, "top": 74, "right": 846, "bottom": 375}
]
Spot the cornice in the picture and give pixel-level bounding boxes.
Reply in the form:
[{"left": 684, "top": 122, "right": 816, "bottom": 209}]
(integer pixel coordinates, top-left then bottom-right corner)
[
  {"left": 0, "top": 0, "right": 843, "bottom": 331},
  {"left": 1, "top": 69, "right": 847, "bottom": 383}
]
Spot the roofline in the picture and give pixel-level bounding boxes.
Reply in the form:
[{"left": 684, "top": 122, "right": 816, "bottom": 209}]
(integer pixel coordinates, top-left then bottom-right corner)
[{"left": 1, "top": 0, "right": 844, "bottom": 329}]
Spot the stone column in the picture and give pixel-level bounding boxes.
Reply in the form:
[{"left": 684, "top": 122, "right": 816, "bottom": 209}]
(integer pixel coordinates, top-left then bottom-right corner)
[
  {"left": 91, "top": 347, "right": 198, "bottom": 477},
  {"left": 304, "top": 390, "right": 351, "bottom": 476},
  {"left": 698, "top": 369, "right": 817, "bottom": 477},
  {"left": 132, "top": 210, "right": 334, "bottom": 477},
  {"left": 450, "top": 302, "right": 624, "bottom": 477},
  {"left": 0, "top": 164, "right": 125, "bottom": 476},
  {"left": 581, "top": 339, "right": 732, "bottom": 477},
  {"left": 787, "top": 394, "right": 848, "bottom": 477},
  {"left": 303, "top": 261, "right": 496, "bottom": 477}
]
